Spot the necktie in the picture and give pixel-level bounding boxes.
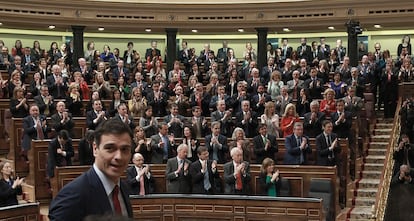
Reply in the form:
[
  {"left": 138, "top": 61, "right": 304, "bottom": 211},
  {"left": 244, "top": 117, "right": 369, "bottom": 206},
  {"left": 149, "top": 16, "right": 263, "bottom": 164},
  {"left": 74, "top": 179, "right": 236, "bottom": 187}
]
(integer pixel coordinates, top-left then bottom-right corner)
[
  {"left": 262, "top": 135, "right": 267, "bottom": 145},
  {"left": 235, "top": 164, "right": 242, "bottom": 190},
  {"left": 204, "top": 162, "right": 211, "bottom": 191},
  {"left": 297, "top": 137, "right": 304, "bottom": 164},
  {"left": 162, "top": 136, "right": 168, "bottom": 160},
  {"left": 112, "top": 185, "right": 122, "bottom": 215},
  {"left": 37, "top": 119, "right": 44, "bottom": 140},
  {"left": 139, "top": 170, "right": 145, "bottom": 196}
]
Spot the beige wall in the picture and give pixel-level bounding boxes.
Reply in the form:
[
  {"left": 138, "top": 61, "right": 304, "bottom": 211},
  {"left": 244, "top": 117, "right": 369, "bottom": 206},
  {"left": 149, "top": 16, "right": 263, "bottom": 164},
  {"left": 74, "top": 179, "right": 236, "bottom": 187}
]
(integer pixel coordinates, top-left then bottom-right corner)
[{"left": 0, "top": 28, "right": 411, "bottom": 59}]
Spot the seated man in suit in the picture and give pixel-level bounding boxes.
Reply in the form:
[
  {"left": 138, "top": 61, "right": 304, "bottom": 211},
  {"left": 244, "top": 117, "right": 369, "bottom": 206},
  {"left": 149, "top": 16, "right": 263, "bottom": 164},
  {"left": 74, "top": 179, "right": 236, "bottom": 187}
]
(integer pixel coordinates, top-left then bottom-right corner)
[
  {"left": 223, "top": 148, "right": 251, "bottom": 195},
  {"left": 47, "top": 64, "right": 68, "bottom": 99},
  {"left": 303, "top": 100, "right": 326, "bottom": 138},
  {"left": 114, "top": 102, "right": 135, "bottom": 131},
  {"left": 235, "top": 100, "right": 258, "bottom": 138},
  {"left": 190, "top": 106, "right": 209, "bottom": 138},
  {"left": 284, "top": 122, "right": 312, "bottom": 165},
  {"left": 165, "top": 144, "right": 192, "bottom": 193},
  {"left": 316, "top": 120, "right": 341, "bottom": 166},
  {"left": 206, "top": 121, "right": 229, "bottom": 164},
  {"left": 47, "top": 130, "right": 74, "bottom": 178},
  {"left": 147, "top": 80, "right": 169, "bottom": 117},
  {"left": 164, "top": 103, "right": 186, "bottom": 137},
  {"left": 189, "top": 146, "right": 221, "bottom": 194},
  {"left": 86, "top": 99, "right": 108, "bottom": 130},
  {"left": 391, "top": 164, "right": 414, "bottom": 186},
  {"left": 150, "top": 123, "right": 176, "bottom": 164},
  {"left": 251, "top": 84, "right": 272, "bottom": 116},
  {"left": 253, "top": 123, "right": 278, "bottom": 164},
  {"left": 33, "top": 84, "right": 55, "bottom": 116},
  {"left": 209, "top": 85, "right": 232, "bottom": 112},
  {"left": 50, "top": 101, "right": 74, "bottom": 137},
  {"left": 342, "top": 87, "right": 363, "bottom": 117},
  {"left": 22, "top": 105, "right": 48, "bottom": 151},
  {"left": 49, "top": 119, "right": 134, "bottom": 220},
  {"left": 211, "top": 100, "right": 233, "bottom": 137},
  {"left": 112, "top": 60, "right": 129, "bottom": 83},
  {"left": 331, "top": 100, "right": 352, "bottom": 140},
  {"left": 127, "top": 153, "right": 155, "bottom": 195}
]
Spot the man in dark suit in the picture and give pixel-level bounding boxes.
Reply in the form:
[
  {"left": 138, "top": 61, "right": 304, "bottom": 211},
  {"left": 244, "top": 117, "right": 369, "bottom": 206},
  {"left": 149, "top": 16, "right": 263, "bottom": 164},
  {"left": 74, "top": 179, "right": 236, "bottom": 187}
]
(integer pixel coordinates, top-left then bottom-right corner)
[
  {"left": 253, "top": 124, "right": 278, "bottom": 164},
  {"left": 22, "top": 105, "right": 48, "bottom": 151},
  {"left": 303, "top": 100, "right": 326, "bottom": 138},
  {"left": 22, "top": 47, "right": 36, "bottom": 71},
  {"left": 112, "top": 60, "right": 129, "bottom": 83},
  {"left": 206, "top": 121, "right": 229, "bottom": 164},
  {"left": 235, "top": 100, "right": 258, "bottom": 138},
  {"left": 304, "top": 67, "right": 324, "bottom": 100},
  {"left": 47, "top": 64, "right": 68, "bottom": 99},
  {"left": 247, "top": 68, "right": 264, "bottom": 95},
  {"left": 165, "top": 144, "right": 192, "bottom": 193},
  {"left": 331, "top": 100, "right": 352, "bottom": 139},
  {"left": 145, "top": 40, "right": 161, "bottom": 61},
  {"left": 280, "top": 38, "right": 293, "bottom": 62},
  {"left": 223, "top": 148, "right": 251, "bottom": 195},
  {"left": 50, "top": 101, "right": 74, "bottom": 137},
  {"left": 284, "top": 122, "right": 312, "bottom": 165},
  {"left": 217, "top": 40, "right": 232, "bottom": 63},
  {"left": 316, "top": 120, "right": 341, "bottom": 166},
  {"left": 150, "top": 123, "right": 176, "bottom": 164},
  {"left": 189, "top": 146, "right": 220, "bottom": 194},
  {"left": 49, "top": 119, "right": 133, "bottom": 220},
  {"left": 393, "top": 134, "right": 414, "bottom": 172},
  {"left": 190, "top": 106, "right": 209, "bottom": 138},
  {"left": 86, "top": 100, "right": 108, "bottom": 130},
  {"left": 297, "top": 37, "right": 312, "bottom": 63},
  {"left": 127, "top": 153, "right": 155, "bottom": 195},
  {"left": 47, "top": 130, "right": 74, "bottom": 178},
  {"left": 211, "top": 100, "right": 233, "bottom": 137},
  {"left": 130, "top": 72, "right": 148, "bottom": 92},
  {"left": 178, "top": 41, "right": 192, "bottom": 73},
  {"left": 164, "top": 103, "right": 185, "bottom": 137},
  {"left": 391, "top": 164, "right": 414, "bottom": 186},
  {"left": 33, "top": 84, "right": 55, "bottom": 117},
  {"left": 147, "top": 81, "right": 169, "bottom": 117},
  {"left": 261, "top": 57, "right": 276, "bottom": 83},
  {"left": 73, "top": 58, "right": 93, "bottom": 84},
  {"left": 113, "top": 102, "right": 135, "bottom": 130},
  {"left": 346, "top": 67, "right": 366, "bottom": 98},
  {"left": 251, "top": 84, "right": 272, "bottom": 116}
]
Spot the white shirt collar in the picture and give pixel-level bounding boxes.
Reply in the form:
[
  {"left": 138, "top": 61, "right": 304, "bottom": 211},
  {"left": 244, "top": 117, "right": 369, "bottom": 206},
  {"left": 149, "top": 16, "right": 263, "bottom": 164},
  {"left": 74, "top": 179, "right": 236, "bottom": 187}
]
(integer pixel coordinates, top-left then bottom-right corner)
[{"left": 93, "top": 164, "right": 120, "bottom": 197}]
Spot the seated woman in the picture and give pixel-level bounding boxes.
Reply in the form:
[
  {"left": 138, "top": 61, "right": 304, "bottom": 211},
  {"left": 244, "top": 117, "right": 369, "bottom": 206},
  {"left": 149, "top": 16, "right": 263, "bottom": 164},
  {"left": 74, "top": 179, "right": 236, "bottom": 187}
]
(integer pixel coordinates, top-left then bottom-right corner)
[
  {"left": 296, "top": 88, "right": 311, "bottom": 117},
  {"left": 267, "top": 71, "right": 284, "bottom": 100},
  {"left": 139, "top": 106, "right": 158, "bottom": 138},
  {"left": 115, "top": 76, "right": 131, "bottom": 101},
  {"left": 259, "top": 158, "right": 281, "bottom": 197},
  {"left": 128, "top": 87, "right": 147, "bottom": 118},
  {"left": 0, "top": 161, "right": 24, "bottom": 207},
  {"left": 319, "top": 88, "right": 337, "bottom": 116},
  {"left": 108, "top": 89, "right": 124, "bottom": 118},
  {"left": 73, "top": 72, "right": 90, "bottom": 101},
  {"left": 132, "top": 126, "right": 151, "bottom": 164},
  {"left": 280, "top": 103, "right": 300, "bottom": 137},
  {"left": 65, "top": 83, "right": 83, "bottom": 117},
  {"left": 230, "top": 127, "right": 251, "bottom": 163},
  {"left": 10, "top": 87, "right": 29, "bottom": 118}
]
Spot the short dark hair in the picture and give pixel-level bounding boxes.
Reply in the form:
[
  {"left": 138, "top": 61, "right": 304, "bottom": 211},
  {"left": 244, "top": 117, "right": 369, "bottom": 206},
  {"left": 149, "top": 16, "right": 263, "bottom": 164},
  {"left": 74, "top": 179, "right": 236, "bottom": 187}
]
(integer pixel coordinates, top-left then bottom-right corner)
[
  {"left": 58, "top": 130, "right": 70, "bottom": 140},
  {"left": 322, "top": 120, "right": 332, "bottom": 127},
  {"left": 197, "top": 146, "right": 208, "bottom": 155},
  {"left": 94, "top": 119, "right": 133, "bottom": 147}
]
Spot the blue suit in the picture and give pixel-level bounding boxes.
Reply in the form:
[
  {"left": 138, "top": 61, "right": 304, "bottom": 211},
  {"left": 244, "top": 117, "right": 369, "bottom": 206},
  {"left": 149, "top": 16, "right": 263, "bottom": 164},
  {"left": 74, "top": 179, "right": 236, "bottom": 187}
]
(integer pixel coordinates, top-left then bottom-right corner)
[
  {"left": 284, "top": 134, "right": 312, "bottom": 165},
  {"left": 49, "top": 167, "right": 132, "bottom": 221}
]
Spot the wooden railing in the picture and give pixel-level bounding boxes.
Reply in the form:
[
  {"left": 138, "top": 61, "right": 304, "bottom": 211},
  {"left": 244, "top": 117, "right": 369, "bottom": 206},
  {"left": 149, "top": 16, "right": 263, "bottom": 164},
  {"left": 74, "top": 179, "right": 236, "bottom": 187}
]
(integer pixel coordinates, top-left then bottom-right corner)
[{"left": 372, "top": 97, "right": 401, "bottom": 220}]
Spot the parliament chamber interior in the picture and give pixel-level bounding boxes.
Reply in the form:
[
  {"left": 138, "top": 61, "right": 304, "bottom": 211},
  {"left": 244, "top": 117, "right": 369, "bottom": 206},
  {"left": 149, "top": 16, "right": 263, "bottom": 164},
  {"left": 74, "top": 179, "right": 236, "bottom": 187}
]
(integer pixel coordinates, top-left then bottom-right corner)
[{"left": 1, "top": 0, "right": 414, "bottom": 220}]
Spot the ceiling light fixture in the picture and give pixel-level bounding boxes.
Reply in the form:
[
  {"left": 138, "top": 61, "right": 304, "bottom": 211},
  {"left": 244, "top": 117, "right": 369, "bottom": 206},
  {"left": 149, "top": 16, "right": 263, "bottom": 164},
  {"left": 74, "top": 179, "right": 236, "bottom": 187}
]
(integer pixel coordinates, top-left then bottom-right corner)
[
  {"left": 48, "top": 25, "right": 56, "bottom": 29},
  {"left": 191, "top": 29, "right": 198, "bottom": 33},
  {"left": 98, "top": 27, "right": 104, "bottom": 31},
  {"left": 145, "top": 28, "right": 151, "bottom": 32},
  {"left": 374, "top": 24, "right": 382, "bottom": 29},
  {"left": 282, "top": 28, "right": 291, "bottom": 32},
  {"left": 238, "top": 28, "right": 244, "bottom": 32},
  {"left": 328, "top": 26, "right": 335, "bottom": 30}
]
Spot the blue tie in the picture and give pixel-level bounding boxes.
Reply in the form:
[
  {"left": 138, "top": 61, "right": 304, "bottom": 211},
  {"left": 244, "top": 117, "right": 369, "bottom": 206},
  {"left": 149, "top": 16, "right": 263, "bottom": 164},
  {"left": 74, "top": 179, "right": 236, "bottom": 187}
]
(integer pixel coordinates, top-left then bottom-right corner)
[
  {"left": 162, "top": 136, "right": 168, "bottom": 160},
  {"left": 204, "top": 163, "right": 211, "bottom": 191}
]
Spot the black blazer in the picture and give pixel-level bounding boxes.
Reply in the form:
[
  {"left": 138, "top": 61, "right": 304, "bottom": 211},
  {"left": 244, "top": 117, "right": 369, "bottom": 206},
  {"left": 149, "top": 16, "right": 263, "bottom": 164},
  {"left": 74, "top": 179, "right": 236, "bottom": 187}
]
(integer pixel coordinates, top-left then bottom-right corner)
[
  {"left": 253, "top": 134, "right": 278, "bottom": 164},
  {"left": 33, "top": 95, "right": 55, "bottom": 116},
  {"left": 303, "top": 111, "right": 326, "bottom": 138},
  {"left": 258, "top": 172, "right": 282, "bottom": 196},
  {"left": 331, "top": 111, "right": 352, "bottom": 139},
  {"left": 189, "top": 160, "right": 220, "bottom": 194},
  {"left": 126, "top": 166, "right": 155, "bottom": 195},
  {"left": 315, "top": 132, "right": 341, "bottom": 166},
  {"left": 47, "top": 138, "right": 74, "bottom": 177},
  {"left": 49, "top": 168, "right": 133, "bottom": 221},
  {"left": 0, "top": 179, "right": 22, "bottom": 207},
  {"left": 78, "top": 139, "right": 94, "bottom": 165}
]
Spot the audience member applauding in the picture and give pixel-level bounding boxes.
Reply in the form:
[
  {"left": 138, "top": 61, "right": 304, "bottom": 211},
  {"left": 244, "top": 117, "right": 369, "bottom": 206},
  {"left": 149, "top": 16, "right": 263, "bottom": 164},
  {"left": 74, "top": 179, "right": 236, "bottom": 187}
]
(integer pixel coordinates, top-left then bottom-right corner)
[
  {"left": 165, "top": 144, "right": 192, "bottom": 193},
  {"left": 223, "top": 148, "right": 251, "bottom": 195},
  {"left": 259, "top": 158, "right": 281, "bottom": 197},
  {"left": 127, "top": 153, "right": 155, "bottom": 195},
  {"left": 51, "top": 101, "right": 74, "bottom": 137},
  {"left": 284, "top": 122, "right": 312, "bottom": 165},
  {"left": 189, "top": 146, "right": 221, "bottom": 194},
  {"left": 47, "top": 130, "right": 74, "bottom": 178},
  {"left": 0, "top": 161, "right": 24, "bottom": 207},
  {"left": 280, "top": 103, "right": 300, "bottom": 137}
]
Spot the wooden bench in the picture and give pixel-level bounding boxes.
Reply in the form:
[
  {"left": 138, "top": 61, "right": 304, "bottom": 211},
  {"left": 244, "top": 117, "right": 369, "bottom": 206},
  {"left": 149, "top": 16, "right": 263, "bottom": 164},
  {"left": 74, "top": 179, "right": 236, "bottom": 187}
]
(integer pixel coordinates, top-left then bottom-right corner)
[
  {"left": 130, "top": 195, "right": 324, "bottom": 221},
  {"left": 51, "top": 164, "right": 339, "bottom": 217},
  {"left": 26, "top": 139, "right": 80, "bottom": 204},
  {"left": 0, "top": 202, "right": 40, "bottom": 221}
]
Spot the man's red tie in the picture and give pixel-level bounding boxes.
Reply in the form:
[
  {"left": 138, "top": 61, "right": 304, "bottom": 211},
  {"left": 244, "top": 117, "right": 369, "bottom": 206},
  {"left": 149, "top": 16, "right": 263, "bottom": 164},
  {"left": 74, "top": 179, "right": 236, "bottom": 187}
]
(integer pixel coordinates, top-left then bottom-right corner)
[
  {"left": 112, "top": 185, "right": 122, "bottom": 215},
  {"left": 236, "top": 167, "right": 242, "bottom": 190},
  {"left": 36, "top": 121, "right": 44, "bottom": 140}
]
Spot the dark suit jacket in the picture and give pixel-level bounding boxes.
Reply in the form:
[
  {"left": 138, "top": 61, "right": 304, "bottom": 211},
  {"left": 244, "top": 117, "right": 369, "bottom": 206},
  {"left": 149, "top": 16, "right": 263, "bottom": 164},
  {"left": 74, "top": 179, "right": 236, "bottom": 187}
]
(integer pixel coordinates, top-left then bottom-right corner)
[
  {"left": 164, "top": 114, "right": 185, "bottom": 137},
  {"left": 258, "top": 172, "right": 282, "bottom": 196},
  {"left": 235, "top": 111, "right": 258, "bottom": 138},
  {"left": 331, "top": 111, "right": 352, "bottom": 139},
  {"left": 86, "top": 110, "right": 107, "bottom": 130},
  {"left": 147, "top": 91, "right": 168, "bottom": 117},
  {"left": 126, "top": 166, "right": 155, "bottom": 195},
  {"left": 304, "top": 77, "right": 324, "bottom": 100},
  {"left": 150, "top": 134, "right": 176, "bottom": 164},
  {"left": 33, "top": 95, "right": 55, "bottom": 116},
  {"left": 22, "top": 115, "right": 47, "bottom": 150},
  {"left": 50, "top": 112, "right": 74, "bottom": 136},
  {"left": 49, "top": 167, "right": 133, "bottom": 221},
  {"left": 251, "top": 93, "right": 272, "bottom": 116},
  {"left": 211, "top": 111, "right": 232, "bottom": 137},
  {"left": 112, "top": 67, "right": 129, "bottom": 82},
  {"left": 46, "top": 75, "right": 68, "bottom": 99},
  {"left": 205, "top": 134, "right": 228, "bottom": 164},
  {"left": 253, "top": 134, "right": 278, "bottom": 164},
  {"left": 113, "top": 113, "right": 136, "bottom": 131},
  {"left": 189, "top": 160, "right": 220, "bottom": 194},
  {"left": 47, "top": 138, "right": 74, "bottom": 177},
  {"left": 0, "top": 179, "right": 22, "bottom": 207},
  {"left": 165, "top": 157, "right": 192, "bottom": 193},
  {"left": 78, "top": 139, "right": 94, "bottom": 165},
  {"left": 315, "top": 132, "right": 341, "bottom": 166},
  {"left": 303, "top": 111, "right": 326, "bottom": 138},
  {"left": 284, "top": 134, "right": 312, "bottom": 165},
  {"left": 223, "top": 161, "right": 251, "bottom": 195},
  {"left": 145, "top": 48, "right": 161, "bottom": 60}
]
